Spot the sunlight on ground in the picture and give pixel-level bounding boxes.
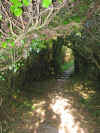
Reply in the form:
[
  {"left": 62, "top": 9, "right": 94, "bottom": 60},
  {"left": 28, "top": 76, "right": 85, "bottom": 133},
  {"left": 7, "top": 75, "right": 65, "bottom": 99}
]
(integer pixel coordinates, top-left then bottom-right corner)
[
  {"left": 21, "top": 94, "right": 89, "bottom": 132},
  {"left": 74, "top": 83, "right": 96, "bottom": 99},
  {"left": 19, "top": 82, "right": 92, "bottom": 133},
  {"left": 50, "top": 96, "right": 86, "bottom": 133}
]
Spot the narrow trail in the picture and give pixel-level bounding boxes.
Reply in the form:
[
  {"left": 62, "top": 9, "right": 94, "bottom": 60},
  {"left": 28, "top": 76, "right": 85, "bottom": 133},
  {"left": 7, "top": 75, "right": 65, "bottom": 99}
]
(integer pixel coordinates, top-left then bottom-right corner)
[
  {"left": 7, "top": 67, "right": 99, "bottom": 133},
  {"left": 56, "top": 66, "right": 74, "bottom": 81}
]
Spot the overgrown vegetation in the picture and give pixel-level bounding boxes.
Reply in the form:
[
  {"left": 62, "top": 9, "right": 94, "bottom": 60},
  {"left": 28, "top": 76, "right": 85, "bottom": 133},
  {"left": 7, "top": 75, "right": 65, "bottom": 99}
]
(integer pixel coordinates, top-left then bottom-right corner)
[{"left": 0, "top": 0, "right": 100, "bottom": 132}]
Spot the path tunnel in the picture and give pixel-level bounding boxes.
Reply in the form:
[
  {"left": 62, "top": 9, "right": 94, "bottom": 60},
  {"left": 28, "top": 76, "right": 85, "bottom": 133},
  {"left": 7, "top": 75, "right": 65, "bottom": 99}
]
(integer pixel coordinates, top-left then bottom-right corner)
[{"left": 60, "top": 46, "right": 74, "bottom": 73}]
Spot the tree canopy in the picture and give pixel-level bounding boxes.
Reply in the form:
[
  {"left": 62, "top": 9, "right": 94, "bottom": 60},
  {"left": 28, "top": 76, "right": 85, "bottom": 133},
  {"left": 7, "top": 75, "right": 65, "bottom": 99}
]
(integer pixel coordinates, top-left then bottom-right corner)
[{"left": 0, "top": 0, "right": 100, "bottom": 74}]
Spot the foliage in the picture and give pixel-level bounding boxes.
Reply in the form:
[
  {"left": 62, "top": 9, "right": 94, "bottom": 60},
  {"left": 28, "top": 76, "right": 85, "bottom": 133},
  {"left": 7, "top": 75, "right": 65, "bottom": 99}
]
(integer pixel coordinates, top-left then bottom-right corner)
[
  {"left": 30, "top": 39, "right": 46, "bottom": 55},
  {"left": 42, "top": 0, "right": 52, "bottom": 8},
  {"left": 0, "top": 0, "right": 99, "bottom": 82},
  {"left": 0, "top": 14, "right": 2, "bottom": 20},
  {"left": 0, "top": 0, "right": 96, "bottom": 73},
  {"left": 64, "top": 7, "right": 100, "bottom": 79},
  {"left": 0, "top": 0, "right": 67, "bottom": 72},
  {"left": 61, "top": 60, "right": 74, "bottom": 72},
  {"left": 0, "top": 1, "right": 100, "bottom": 131},
  {"left": 10, "top": 0, "right": 30, "bottom": 16}
]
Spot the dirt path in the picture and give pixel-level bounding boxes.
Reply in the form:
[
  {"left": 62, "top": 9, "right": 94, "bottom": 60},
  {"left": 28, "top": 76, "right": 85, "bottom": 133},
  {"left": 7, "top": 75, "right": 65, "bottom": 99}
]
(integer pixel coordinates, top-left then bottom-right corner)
[{"left": 2, "top": 68, "right": 99, "bottom": 133}]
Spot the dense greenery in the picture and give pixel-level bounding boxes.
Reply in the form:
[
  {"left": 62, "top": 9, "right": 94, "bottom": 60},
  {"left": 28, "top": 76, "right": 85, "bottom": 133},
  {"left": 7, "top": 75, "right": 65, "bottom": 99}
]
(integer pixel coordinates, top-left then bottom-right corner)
[
  {"left": 0, "top": 0, "right": 100, "bottom": 83},
  {"left": 63, "top": 8, "right": 100, "bottom": 79},
  {"left": 0, "top": 1, "right": 100, "bottom": 132}
]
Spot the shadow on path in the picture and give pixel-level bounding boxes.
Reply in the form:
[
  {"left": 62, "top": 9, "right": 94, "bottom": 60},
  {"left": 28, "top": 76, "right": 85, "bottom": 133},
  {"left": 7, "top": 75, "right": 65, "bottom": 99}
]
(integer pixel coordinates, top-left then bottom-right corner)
[{"left": 1, "top": 69, "right": 100, "bottom": 133}]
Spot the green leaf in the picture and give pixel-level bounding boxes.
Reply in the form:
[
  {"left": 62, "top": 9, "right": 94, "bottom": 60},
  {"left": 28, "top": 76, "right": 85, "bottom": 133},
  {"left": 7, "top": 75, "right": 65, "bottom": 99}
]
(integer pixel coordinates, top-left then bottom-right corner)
[
  {"left": 23, "top": 0, "right": 30, "bottom": 6},
  {"left": 6, "top": 39, "right": 11, "bottom": 43},
  {"left": 58, "top": 0, "right": 63, "bottom": 3},
  {"left": 10, "top": 0, "right": 19, "bottom": 4},
  {"left": 16, "top": 2, "right": 23, "bottom": 7},
  {"left": 14, "top": 8, "right": 22, "bottom": 17},
  {"left": 10, "top": 5, "right": 15, "bottom": 13},
  {"left": 42, "top": 0, "right": 52, "bottom": 8},
  {"left": 11, "top": 41, "right": 15, "bottom": 47},
  {"left": 32, "top": 105, "right": 35, "bottom": 110},
  {"left": 0, "top": 14, "right": 2, "bottom": 21},
  {"left": 2, "top": 42, "right": 7, "bottom": 48}
]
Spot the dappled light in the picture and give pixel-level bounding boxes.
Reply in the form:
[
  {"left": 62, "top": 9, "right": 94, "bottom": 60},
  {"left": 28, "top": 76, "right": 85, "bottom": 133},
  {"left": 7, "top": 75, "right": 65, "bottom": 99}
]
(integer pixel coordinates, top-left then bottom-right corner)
[
  {"left": 73, "top": 83, "right": 96, "bottom": 100},
  {"left": 8, "top": 79, "right": 97, "bottom": 133},
  {"left": 0, "top": 1, "right": 100, "bottom": 132},
  {"left": 50, "top": 96, "right": 86, "bottom": 133},
  {"left": 0, "top": 69, "right": 99, "bottom": 132},
  {"left": 10, "top": 91, "right": 89, "bottom": 133}
]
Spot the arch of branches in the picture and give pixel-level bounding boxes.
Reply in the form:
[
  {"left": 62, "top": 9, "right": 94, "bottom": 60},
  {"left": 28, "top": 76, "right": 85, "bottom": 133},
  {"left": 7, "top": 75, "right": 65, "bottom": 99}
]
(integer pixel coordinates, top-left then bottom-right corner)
[
  {"left": 64, "top": 8, "right": 100, "bottom": 80},
  {"left": 0, "top": 0, "right": 100, "bottom": 83}
]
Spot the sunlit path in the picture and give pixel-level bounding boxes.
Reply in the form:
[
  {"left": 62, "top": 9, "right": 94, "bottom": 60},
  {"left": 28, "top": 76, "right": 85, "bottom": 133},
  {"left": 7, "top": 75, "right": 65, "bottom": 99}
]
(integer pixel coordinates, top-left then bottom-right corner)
[
  {"left": 3, "top": 72, "right": 97, "bottom": 133},
  {"left": 50, "top": 96, "right": 87, "bottom": 133}
]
